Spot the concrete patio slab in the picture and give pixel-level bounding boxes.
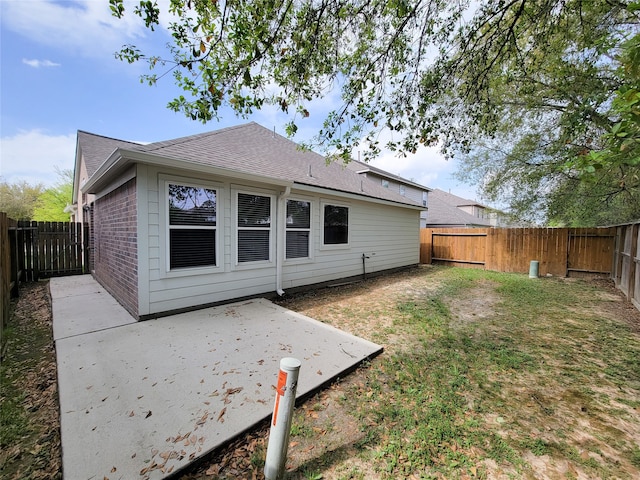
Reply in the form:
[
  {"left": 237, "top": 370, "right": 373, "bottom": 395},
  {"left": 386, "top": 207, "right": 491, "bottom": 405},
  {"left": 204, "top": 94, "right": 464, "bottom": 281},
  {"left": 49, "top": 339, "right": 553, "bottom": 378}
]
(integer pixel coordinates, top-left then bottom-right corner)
[
  {"left": 51, "top": 276, "right": 135, "bottom": 340},
  {"left": 52, "top": 276, "right": 382, "bottom": 480}
]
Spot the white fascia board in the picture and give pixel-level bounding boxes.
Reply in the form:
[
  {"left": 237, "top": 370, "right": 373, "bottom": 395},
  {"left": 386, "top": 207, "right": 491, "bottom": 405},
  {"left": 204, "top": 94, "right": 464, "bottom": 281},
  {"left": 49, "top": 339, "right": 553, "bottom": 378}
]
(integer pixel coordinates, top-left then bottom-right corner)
[
  {"left": 293, "top": 182, "right": 424, "bottom": 210},
  {"left": 82, "top": 148, "right": 294, "bottom": 194}
]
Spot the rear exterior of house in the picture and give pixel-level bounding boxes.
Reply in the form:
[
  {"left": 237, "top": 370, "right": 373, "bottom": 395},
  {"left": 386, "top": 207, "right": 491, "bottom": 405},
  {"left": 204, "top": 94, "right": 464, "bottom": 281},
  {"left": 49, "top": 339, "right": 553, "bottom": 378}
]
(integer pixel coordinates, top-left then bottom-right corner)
[{"left": 73, "top": 123, "right": 422, "bottom": 319}]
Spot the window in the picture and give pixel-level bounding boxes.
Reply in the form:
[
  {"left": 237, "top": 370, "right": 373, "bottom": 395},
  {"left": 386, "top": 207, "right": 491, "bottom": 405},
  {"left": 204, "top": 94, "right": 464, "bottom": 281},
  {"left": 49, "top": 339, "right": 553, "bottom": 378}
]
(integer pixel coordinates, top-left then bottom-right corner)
[
  {"left": 323, "top": 204, "right": 349, "bottom": 245},
  {"left": 168, "top": 183, "right": 217, "bottom": 269},
  {"left": 399, "top": 185, "right": 406, "bottom": 196},
  {"left": 286, "top": 200, "right": 311, "bottom": 259},
  {"left": 237, "top": 192, "right": 272, "bottom": 263},
  {"left": 381, "top": 179, "right": 389, "bottom": 188},
  {"left": 422, "top": 191, "right": 428, "bottom": 207}
]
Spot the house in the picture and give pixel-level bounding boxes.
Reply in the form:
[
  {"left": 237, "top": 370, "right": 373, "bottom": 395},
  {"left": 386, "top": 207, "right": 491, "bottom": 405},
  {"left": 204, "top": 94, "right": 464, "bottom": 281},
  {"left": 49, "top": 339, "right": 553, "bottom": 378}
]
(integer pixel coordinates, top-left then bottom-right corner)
[
  {"left": 346, "top": 159, "right": 431, "bottom": 227},
  {"left": 71, "top": 122, "right": 423, "bottom": 320},
  {"left": 425, "top": 189, "right": 510, "bottom": 228}
]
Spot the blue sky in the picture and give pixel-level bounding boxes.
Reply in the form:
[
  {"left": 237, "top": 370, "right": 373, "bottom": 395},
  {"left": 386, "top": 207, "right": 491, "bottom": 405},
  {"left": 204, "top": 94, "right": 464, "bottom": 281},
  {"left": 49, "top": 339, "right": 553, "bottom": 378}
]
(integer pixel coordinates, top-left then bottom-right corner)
[{"left": 0, "top": 0, "right": 478, "bottom": 200}]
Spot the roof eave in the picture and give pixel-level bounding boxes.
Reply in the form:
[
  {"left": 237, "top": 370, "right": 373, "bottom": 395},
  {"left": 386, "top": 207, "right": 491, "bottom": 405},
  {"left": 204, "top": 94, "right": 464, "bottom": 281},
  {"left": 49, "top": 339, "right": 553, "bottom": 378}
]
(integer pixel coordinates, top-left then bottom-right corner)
[{"left": 82, "top": 148, "right": 294, "bottom": 194}]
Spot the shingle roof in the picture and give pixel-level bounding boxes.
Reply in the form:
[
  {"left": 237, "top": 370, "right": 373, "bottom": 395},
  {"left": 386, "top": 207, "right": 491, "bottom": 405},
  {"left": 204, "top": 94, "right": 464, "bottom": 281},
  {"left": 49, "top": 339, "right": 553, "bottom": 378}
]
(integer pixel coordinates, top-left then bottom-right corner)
[
  {"left": 426, "top": 189, "right": 492, "bottom": 227},
  {"left": 431, "top": 188, "right": 486, "bottom": 208},
  {"left": 80, "top": 123, "right": 422, "bottom": 208},
  {"left": 77, "top": 130, "right": 142, "bottom": 177}
]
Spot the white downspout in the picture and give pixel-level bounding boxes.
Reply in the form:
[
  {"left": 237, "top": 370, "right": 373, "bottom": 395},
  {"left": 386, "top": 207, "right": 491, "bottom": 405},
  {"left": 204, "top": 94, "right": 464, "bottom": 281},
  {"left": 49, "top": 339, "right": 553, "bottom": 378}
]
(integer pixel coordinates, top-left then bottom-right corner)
[{"left": 276, "top": 186, "right": 291, "bottom": 296}]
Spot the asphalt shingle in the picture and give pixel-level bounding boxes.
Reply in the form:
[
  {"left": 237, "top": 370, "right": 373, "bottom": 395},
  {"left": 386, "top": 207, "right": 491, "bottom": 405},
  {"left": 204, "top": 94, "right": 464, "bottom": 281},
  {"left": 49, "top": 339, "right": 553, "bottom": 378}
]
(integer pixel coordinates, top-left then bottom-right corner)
[{"left": 78, "top": 123, "right": 422, "bottom": 208}]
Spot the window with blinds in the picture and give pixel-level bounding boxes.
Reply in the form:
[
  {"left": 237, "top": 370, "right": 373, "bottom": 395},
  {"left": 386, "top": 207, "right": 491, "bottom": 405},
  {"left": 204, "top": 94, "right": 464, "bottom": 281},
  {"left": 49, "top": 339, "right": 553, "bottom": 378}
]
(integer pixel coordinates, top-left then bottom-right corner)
[
  {"left": 168, "top": 183, "right": 217, "bottom": 269},
  {"left": 237, "top": 193, "right": 272, "bottom": 263},
  {"left": 286, "top": 199, "right": 311, "bottom": 259},
  {"left": 323, "top": 204, "right": 349, "bottom": 245}
]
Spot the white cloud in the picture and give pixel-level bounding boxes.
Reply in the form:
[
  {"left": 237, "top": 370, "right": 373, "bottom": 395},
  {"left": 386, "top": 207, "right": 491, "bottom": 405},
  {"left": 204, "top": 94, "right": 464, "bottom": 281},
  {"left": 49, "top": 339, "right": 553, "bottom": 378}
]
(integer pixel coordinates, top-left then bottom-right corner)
[
  {"left": 0, "top": 130, "right": 76, "bottom": 187},
  {"left": 2, "top": 0, "right": 151, "bottom": 58},
  {"left": 22, "top": 58, "right": 61, "bottom": 68}
]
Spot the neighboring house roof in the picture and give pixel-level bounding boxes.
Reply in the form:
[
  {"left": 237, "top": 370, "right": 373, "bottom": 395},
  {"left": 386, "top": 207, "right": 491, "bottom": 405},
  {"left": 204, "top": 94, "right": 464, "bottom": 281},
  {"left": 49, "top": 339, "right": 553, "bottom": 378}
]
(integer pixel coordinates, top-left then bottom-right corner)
[
  {"left": 431, "top": 188, "right": 487, "bottom": 209},
  {"left": 346, "top": 159, "right": 432, "bottom": 192},
  {"left": 78, "top": 123, "right": 423, "bottom": 209},
  {"left": 426, "top": 189, "right": 493, "bottom": 227}
]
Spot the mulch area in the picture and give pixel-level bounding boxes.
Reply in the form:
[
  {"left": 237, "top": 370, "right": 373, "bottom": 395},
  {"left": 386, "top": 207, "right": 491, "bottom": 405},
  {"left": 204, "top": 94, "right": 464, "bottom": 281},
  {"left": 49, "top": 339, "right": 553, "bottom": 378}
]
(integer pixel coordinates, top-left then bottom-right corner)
[{"left": 1, "top": 281, "right": 61, "bottom": 480}]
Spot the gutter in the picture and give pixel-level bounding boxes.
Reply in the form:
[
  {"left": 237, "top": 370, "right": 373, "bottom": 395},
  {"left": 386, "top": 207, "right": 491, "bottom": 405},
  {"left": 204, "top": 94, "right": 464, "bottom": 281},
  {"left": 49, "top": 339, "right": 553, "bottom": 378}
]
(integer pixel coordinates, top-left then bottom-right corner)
[{"left": 276, "top": 186, "right": 291, "bottom": 296}]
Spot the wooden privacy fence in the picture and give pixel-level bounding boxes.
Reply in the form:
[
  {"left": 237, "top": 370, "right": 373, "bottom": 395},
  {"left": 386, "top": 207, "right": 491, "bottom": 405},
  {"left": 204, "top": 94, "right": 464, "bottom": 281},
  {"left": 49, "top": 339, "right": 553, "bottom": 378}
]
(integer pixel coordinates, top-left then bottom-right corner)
[
  {"left": 420, "top": 227, "right": 616, "bottom": 277},
  {"left": 613, "top": 222, "right": 640, "bottom": 311},
  {"left": 15, "top": 220, "right": 88, "bottom": 280},
  {"left": 1, "top": 216, "right": 88, "bottom": 297},
  {"left": 1, "top": 215, "right": 89, "bottom": 355},
  {"left": 420, "top": 225, "right": 640, "bottom": 312}
]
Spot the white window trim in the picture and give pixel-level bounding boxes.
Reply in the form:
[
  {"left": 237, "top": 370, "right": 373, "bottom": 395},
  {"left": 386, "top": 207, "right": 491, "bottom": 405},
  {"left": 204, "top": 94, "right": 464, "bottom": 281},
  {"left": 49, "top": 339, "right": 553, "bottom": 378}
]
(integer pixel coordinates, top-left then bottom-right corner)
[
  {"left": 232, "top": 188, "right": 276, "bottom": 269},
  {"left": 160, "top": 176, "right": 223, "bottom": 278},
  {"left": 285, "top": 198, "right": 314, "bottom": 263},
  {"left": 320, "top": 200, "right": 350, "bottom": 250}
]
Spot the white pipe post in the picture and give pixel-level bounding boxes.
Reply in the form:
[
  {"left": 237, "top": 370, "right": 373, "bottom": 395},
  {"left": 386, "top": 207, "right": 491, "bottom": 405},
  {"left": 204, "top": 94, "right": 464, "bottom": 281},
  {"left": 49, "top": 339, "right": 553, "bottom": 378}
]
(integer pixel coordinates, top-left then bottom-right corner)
[{"left": 264, "top": 357, "right": 302, "bottom": 480}]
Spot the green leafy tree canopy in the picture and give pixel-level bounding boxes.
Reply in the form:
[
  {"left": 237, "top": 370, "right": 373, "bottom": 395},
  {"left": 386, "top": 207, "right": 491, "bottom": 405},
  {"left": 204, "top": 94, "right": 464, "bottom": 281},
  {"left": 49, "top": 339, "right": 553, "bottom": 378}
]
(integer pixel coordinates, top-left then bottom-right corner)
[
  {"left": 111, "top": 0, "right": 640, "bottom": 225},
  {"left": 32, "top": 168, "right": 74, "bottom": 222},
  {"left": 0, "top": 179, "right": 45, "bottom": 220}
]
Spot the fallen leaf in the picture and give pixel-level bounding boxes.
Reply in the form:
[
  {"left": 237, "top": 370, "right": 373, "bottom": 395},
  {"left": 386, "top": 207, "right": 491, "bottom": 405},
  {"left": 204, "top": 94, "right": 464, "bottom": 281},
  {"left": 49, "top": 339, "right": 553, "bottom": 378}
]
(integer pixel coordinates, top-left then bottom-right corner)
[
  {"left": 218, "top": 408, "right": 226, "bottom": 422},
  {"left": 129, "top": 411, "right": 135, "bottom": 417},
  {"left": 205, "top": 464, "right": 220, "bottom": 475},
  {"left": 317, "top": 370, "right": 323, "bottom": 375},
  {"left": 111, "top": 466, "right": 117, "bottom": 472},
  {"left": 145, "top": 410, "right": 152, "bottom": 418},
  {"left": 196, "top": 411, "right": 209, "bottom": 425}
]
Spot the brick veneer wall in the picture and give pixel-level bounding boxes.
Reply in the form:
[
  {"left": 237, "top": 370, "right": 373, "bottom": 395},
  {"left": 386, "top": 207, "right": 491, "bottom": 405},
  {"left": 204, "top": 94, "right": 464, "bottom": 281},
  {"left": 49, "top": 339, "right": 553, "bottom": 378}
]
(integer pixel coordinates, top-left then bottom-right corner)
[{"left": 94, "top": 178, "right": 138, "bottom": 318}]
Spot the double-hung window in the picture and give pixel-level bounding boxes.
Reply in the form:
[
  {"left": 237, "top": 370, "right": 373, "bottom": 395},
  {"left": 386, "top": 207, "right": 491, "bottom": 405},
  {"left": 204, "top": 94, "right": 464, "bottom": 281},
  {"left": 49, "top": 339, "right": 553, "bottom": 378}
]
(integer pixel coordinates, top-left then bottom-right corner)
[
  {"left": 237, "top": 192, "right": 272, "bottom": 263},
  {"left": 168, "top": 183, "right": 217, "bottom": 269},
  {"left": 286, "top": 199, "right": 311, "bottom": 259},
  {"left": 322, "top": 203, "right": 349, "bottom": 246}
]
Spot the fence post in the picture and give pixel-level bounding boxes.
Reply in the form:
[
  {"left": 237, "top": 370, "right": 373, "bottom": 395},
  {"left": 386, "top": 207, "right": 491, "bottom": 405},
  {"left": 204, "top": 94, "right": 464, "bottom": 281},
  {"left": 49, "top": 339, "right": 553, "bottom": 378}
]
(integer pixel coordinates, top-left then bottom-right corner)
[
  {"left": 83, "top": 222, "right": 90, "bottom": 273},
  {"left": 9, "top": 225, "right": 19, "bottom": 298},
  {"left": 264, "top": 357, "right": 302, "bottom": 480}
]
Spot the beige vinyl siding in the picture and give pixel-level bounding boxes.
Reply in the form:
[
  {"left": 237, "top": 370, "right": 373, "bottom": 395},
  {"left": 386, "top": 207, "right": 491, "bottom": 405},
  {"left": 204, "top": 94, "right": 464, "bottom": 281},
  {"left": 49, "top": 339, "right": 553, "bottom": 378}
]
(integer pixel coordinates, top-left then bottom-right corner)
[
  {"left": 140, "top": 166, "right": 419, "bottom": 316},
  {"left": 282, "top": 200, "right": 419, "bottom": 289}
]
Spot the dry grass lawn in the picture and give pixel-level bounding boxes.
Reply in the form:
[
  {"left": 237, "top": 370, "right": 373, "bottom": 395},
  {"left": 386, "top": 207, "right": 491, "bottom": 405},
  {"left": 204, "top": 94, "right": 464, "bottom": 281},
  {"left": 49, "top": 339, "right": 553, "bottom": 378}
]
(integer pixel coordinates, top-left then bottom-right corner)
[{"left": 2, "top": 265, "right": 639, "bottom": 480}]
